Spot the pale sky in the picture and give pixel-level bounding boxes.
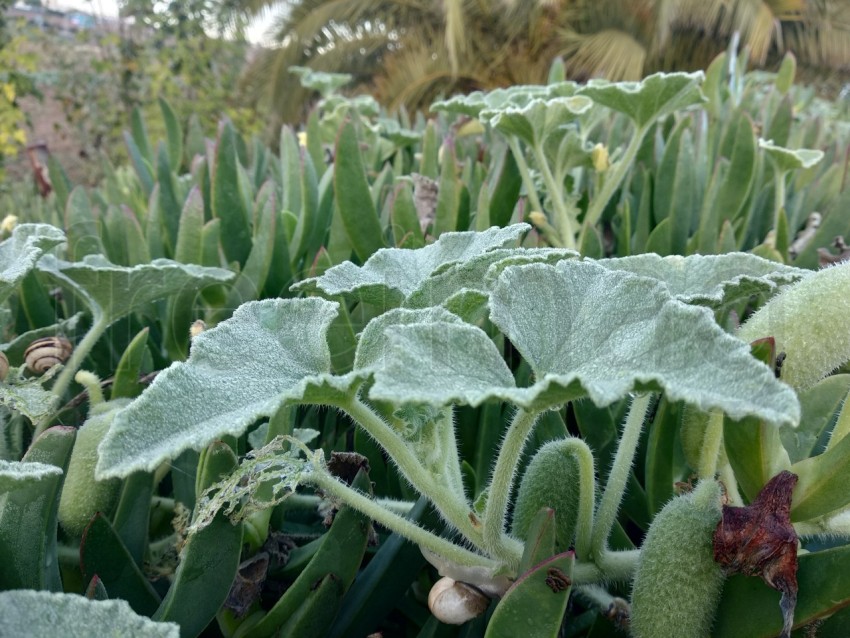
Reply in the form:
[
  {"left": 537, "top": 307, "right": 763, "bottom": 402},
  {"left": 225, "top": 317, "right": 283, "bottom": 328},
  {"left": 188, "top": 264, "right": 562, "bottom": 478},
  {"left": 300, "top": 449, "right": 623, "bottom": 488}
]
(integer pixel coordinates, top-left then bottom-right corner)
[{"left": 46, "top": 0, "right": 272, "bottom": 43}]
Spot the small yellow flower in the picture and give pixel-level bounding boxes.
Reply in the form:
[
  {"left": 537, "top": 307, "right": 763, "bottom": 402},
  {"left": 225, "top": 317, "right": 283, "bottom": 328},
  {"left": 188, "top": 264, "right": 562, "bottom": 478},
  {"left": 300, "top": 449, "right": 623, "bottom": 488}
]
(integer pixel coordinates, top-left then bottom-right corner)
[
  {"left": 1, "top": 215, "right": 18, "bottom": 234},
  {"left": 12, "top": 128, "right": 26, "bottom": 145},
  {"left": 1, "top": 83, "right": 15, "bottom": 103},
  {"left": 528, "top": 211, "right": 548, "bottom": 228},
  {"left": 297, "top": 131, "right": 308, "bottom": 147},
  {"left": 591, "top": 143, "right": 610, "bottom": 173}
]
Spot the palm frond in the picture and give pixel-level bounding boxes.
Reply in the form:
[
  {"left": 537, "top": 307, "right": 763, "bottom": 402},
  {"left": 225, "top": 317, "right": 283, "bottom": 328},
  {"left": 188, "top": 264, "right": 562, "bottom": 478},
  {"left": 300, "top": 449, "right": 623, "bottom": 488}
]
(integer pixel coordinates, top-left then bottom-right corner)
[{"left": 559, "top": 28, "right": 647, "bottom": 81}]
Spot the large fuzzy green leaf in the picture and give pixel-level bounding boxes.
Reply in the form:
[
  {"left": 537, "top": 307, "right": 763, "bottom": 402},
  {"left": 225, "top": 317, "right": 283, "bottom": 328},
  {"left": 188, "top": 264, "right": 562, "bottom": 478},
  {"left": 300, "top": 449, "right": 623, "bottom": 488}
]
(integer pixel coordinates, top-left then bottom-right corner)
[
  {"left": 483, "top": 96, "right": 593, "bottom": 147},
  {"left": 596, "top": 253, "right": 809, "bottom": 307},
  {"left": 431, "top": 82, "right": 579, "bottom": 118},
  {"left": 372, "top": 261, "right": 799, "bottom": 426},
  {"left": 759, "top": 138, "right": 824, "bottom": 173},
  {"left": 294, "top": 224, "right": 530, "bottom": 308},
  {"left": 96, "top": 298, "right": 355, "bottom": 479},
  {"left": 577, "top": 72, "right": 706, "bottom": 128},
  {"left": 38, "top": 254, "right": 233, "bottom": 328},
  {"left": 0, "top": 591, "right": 178, "bottom": 637},
  {"left": 0, "top": 223, "right": 65, "bottom": 305}
]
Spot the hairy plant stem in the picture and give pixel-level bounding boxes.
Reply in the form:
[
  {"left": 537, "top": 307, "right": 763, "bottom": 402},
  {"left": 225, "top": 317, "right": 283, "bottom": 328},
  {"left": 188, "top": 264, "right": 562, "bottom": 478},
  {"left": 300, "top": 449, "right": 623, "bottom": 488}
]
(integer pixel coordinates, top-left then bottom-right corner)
[
  {"left": 697, "top": 410, "right": 725, "bottom": 479},
  {"left": 339, "top": 396, "right": 482, "bottom": 547},
  {"left": 562, "top": 437, "right": 596, "bottom": 561},
  {"left": 591, "top": 393, "right": 652, "bottom": 559},
  {"left": 718, "top": 458, "right": 744, "bottom": 506},
  {"left": 531, "top": 143, "right": 577, "bottom": 249},
  {"left": 573, "top": 549, "right": 641, "bottom": 584},
  {"left": 309, "top": 470, "right": 500, "bottom": 571},
  {"left": 482, "top": 408, "right": 539, "bottom": 568},
  {"left": 581, "top": 124, "right": 648, "bottom": 246},
  {"left": 507, "top": 138, "right": 546, "bottom": 224},
  {"left": 33, "top": 316, "right": 110, "bottom": 439}
]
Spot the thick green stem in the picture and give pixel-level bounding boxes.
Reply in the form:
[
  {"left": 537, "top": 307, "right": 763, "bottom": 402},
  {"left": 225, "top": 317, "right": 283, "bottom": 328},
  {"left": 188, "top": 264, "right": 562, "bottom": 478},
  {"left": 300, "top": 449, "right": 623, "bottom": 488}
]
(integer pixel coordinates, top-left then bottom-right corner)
[
  {"left": 34, "top": 315, "right": 110, "bottom": 438},
  {"left": 581, "top": 125, "right": 648, "bottom": 244},
  {"left": 591, "top": 393, "right": 652, "bottom": 558},
  {"left": 339, "top": 396, "right": 482, "bottom": 547},
  {"left": 309, "top": 470, "right": 500, "bottom": 571},
  {"left": 573, "top": 549, "right": 640, "bottom": 584},
  {"left": 482, "top": 408, "right": 539, "bottom": 568},
  {"left": 507, "top": 137, "right": 546, "bottom": 221},
  {"left": 565, "top": 438, "right": 596, "bottom": 561},
  {"left": 531, "top": 143, "right": 577, "bottom": 249},
  {"left": 697, "top": 410, "right": 725, "bottom": 480}
]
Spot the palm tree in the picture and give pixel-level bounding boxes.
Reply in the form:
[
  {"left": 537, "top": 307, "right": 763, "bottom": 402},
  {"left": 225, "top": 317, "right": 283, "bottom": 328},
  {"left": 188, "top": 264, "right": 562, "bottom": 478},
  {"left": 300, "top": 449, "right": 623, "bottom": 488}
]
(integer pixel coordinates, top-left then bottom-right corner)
[{"left": 241, "top": 0, "right": 850, "bottom": 129}]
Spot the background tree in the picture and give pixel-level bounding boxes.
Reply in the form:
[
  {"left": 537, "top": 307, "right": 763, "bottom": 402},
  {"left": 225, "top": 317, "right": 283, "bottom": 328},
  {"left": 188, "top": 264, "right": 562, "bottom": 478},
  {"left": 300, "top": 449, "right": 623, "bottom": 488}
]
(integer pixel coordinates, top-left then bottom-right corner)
[{"left": 242, "top": 0, "right": 850, "bottom": 130}]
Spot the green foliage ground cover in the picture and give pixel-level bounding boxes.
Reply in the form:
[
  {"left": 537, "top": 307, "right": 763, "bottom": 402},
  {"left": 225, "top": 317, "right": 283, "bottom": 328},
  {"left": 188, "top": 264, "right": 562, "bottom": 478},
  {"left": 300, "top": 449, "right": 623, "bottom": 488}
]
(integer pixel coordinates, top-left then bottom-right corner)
[{"left": 1, "top": 49, "right": 850, "bottom": 637}]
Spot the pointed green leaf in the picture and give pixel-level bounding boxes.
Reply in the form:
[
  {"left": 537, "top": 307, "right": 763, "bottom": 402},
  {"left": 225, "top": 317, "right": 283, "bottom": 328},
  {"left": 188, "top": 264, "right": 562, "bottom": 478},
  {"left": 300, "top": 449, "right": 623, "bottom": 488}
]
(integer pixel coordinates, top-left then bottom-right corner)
[
  {"left": 96, "top": 299, "right": 355, "bottom": 479},
  {"left": 334, "top": 120, "right": 386, "bottom": 261},
  {"left": 0, "top": 223, "right": 65, "bottom": 305},
  {"left": 760, "top": 138, "right": 824, "bottom": 173},
  {"left": 213, "top": 122, "right": 252, "bottom": 265},
  {"left": 294, "top": 224, "right": 530, "bottom": 308},
  {"left": 124, "top": 131, "right": 155, "bottom": 197},
  {"left": 38, "top": 254, "right": 233, "bottom": 327},
  {"left": 577, "top": 72, "right": 706, "bottom": 128},
  {"left": 485, "top": 552, "right": 574, "bottom": 638},
  {"left": 0, "top": 427, "right": 74, "bottom": 591},
  {"left": 597, "top": 252, "right": 808, "bottom": 307},
  {"left": 781, "top": 375, "right": 850, "bottom": 464},
  {"left": 791, "top": 428, "right": 850, "bottom": 521},
  {"left": 0, "top": 591, "right": 178, "bottom": 637},
  {"left": 159, "top": 97, "right": 183, "bottom": 170}
]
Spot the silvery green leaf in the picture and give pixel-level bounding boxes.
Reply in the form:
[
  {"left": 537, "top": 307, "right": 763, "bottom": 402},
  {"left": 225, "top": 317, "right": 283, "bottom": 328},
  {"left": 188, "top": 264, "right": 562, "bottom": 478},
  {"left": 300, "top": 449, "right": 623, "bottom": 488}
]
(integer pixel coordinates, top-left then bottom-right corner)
[
  {"left": 0, "top": 459, "right": 63, "bottom": 488},
  {"left": 492, "top": 261, "right": 798, "bottom": 424},
  {"left": 0, "top": 368, "right": 62, "bottom": 422},
  {"left": 0, "top": 590, "right": 178, "bottom": 637},
  {"left": 431, "top": 82, "right": 579, "bottom": 118},
  {"left": 290, "top": 65, "right": 352, "bottom": 96},
  {"left": 483, "top": 96, "right": 593, "bottom": 146},
  {"left": 404, "top": 247, "right": 576, "bottom": 310},
  {"left": 596, "top": 253, "right": 809, "bottom": 307},
  {"left": 354, "top": 307, "right": 465, "bottom": 371},
  {"left": 578, "top": 72, "right": 706, "bottom": 128},
  {"left": 372, "top": 260, "right": 799, "bottom": 426},
  {"left": 190, "top": 436, "right": 310, "bottom": 533},
  {"left": 0, "top": 312, "right": 85, "bottom": 364},
  {"left": 369, "top": 322, "right": 515, "bottom": 407},
  {"left": 96, "top": 298, "right": 357, "bottom": 479},
  {"left": 379, "top": 118, "right": 421, "bottom": 145},
  {"left": 759, "top": 138, "right": 825, "bottom": 172},
  {"left": 38, "top": 254, "right": 234, "bottom": 327},
  {"left": 294, "top": 224, "right": 530, "bottom": 308},
  {"left": 0, "top": 224, "right": 65, "bottom": 305},
  {"left": 247, "top": 422, "right": 320, "bottom": 450}
]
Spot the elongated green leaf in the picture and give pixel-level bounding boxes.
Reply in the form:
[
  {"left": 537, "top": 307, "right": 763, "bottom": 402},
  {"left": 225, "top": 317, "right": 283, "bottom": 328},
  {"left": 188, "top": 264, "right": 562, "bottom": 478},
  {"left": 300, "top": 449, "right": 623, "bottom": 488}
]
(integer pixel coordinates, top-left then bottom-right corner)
[
  {"left": 294, "top": 224, "right": 530, "bottom": 308},
  {"left": 124, "top": 131, "right": 155, "bottom": 198},
  {"left": 81, "top": 513, "right": 161, "bottom": 616},
  {"left": 38, "top": 254, "right": 233, "bottom": 328},
  {"left": 485, "top": 552, "right": 574, "bottom": 638},
  {"left": 213, "top": 122, "right": 252, "bottom": 265},
  {"left": 96, "top": 298, "right": 354, "bottom": 479},
  {"left": 432, "top": 142, "right": 460, "bottom": 236},
  {"left": 597, "top": 252, "right": 808, "bottom": 307},
  {"left": 155, "top": 441, "right": 242, "bottom": 638},
  {"left": 334, "top": 120, "right": 386, "bottom": 261},
  {"left": 372, "top": 260, "right": 799, "bottom": 425},
  {"left": 578, "top": 72, "right": 705, "bottom": 128},
  {"left": 65, "top": 187, "right": 105, "bottom": 261},
  {"left": 159, "top": 97, "right": 184, "bottom": 170},
  {"left": 0, "top": 223, "right": 65, "bottom": 305},
  {"left": 0, "top": 591, "right": 178, "bottom": 637},
  {"left": 781, "top": 375, "right": 850, "bottom": 464},
  {"left": 112, "top": 327, "right": 150, "bottom": 400},
  {"left": 791, "top": 429, "right": 850, "bottom": 521},
  {"left": 0, "top": 428, "right": 74, "bottom": 591},
  {"left": 724, "top": 415, "right": 792, "bottom": 503}
]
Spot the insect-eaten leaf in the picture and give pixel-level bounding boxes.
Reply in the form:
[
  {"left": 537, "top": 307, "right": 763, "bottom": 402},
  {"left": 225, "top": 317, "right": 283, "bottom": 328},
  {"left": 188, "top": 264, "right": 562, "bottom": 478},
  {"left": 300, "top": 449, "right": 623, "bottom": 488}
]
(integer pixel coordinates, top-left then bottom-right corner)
[
  {"left": 189, "top": 436, "right": 311, "bottom": 534},
  {"left": 713, "top": 471, "right": 799, "bottom": 638}
]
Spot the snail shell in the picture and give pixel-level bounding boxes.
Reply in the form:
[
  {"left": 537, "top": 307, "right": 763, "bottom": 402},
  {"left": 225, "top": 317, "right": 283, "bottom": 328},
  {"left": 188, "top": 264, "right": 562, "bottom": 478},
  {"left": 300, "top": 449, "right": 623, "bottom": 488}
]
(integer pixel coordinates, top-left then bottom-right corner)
[
  {"left": 427, "top": 577, "right": 489, "bottom": 625},
  {"left": 25, "top": 336, "right": 73, "bottom": 374},
  {"left": 0, "top": 351, "right": 8, "bottom": 382}
]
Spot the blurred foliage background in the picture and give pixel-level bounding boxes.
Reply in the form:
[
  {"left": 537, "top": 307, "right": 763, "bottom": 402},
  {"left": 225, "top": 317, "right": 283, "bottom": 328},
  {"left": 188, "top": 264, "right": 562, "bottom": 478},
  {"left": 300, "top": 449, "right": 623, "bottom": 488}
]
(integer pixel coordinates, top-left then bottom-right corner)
[{"left": 1, "top": 0, "right": 850, "bottom": 184}]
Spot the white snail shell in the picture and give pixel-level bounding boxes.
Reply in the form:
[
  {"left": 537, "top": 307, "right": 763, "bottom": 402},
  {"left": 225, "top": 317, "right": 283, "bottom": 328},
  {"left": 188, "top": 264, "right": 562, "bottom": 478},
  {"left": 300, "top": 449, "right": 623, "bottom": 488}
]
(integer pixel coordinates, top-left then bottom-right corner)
[
  {"left": 24, "top": 336, "right": 73, "bottom": 374},
  {"left": 427, "top": 577, "right": 489, "bottom": 625},
  {"left": 0, "top": 351, "right": 8, "bottom": 382}
]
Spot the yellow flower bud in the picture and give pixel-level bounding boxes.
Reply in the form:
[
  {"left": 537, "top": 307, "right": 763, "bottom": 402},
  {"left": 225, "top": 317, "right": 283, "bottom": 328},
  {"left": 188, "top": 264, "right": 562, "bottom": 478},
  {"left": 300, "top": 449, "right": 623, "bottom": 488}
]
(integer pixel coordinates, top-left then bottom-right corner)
[{"left": 591, "top": 143, "right": 610, "bottom": 173}]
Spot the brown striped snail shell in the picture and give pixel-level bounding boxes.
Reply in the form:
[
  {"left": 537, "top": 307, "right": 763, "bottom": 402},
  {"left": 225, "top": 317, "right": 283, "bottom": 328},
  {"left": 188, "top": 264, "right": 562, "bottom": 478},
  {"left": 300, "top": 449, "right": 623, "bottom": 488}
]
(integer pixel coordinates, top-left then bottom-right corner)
[
  {"left": 0, "top": 351, "right": 8, "bottom": 382},
  {"left": 24, "top": 336, "right": 73, "bottom": 374}
]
